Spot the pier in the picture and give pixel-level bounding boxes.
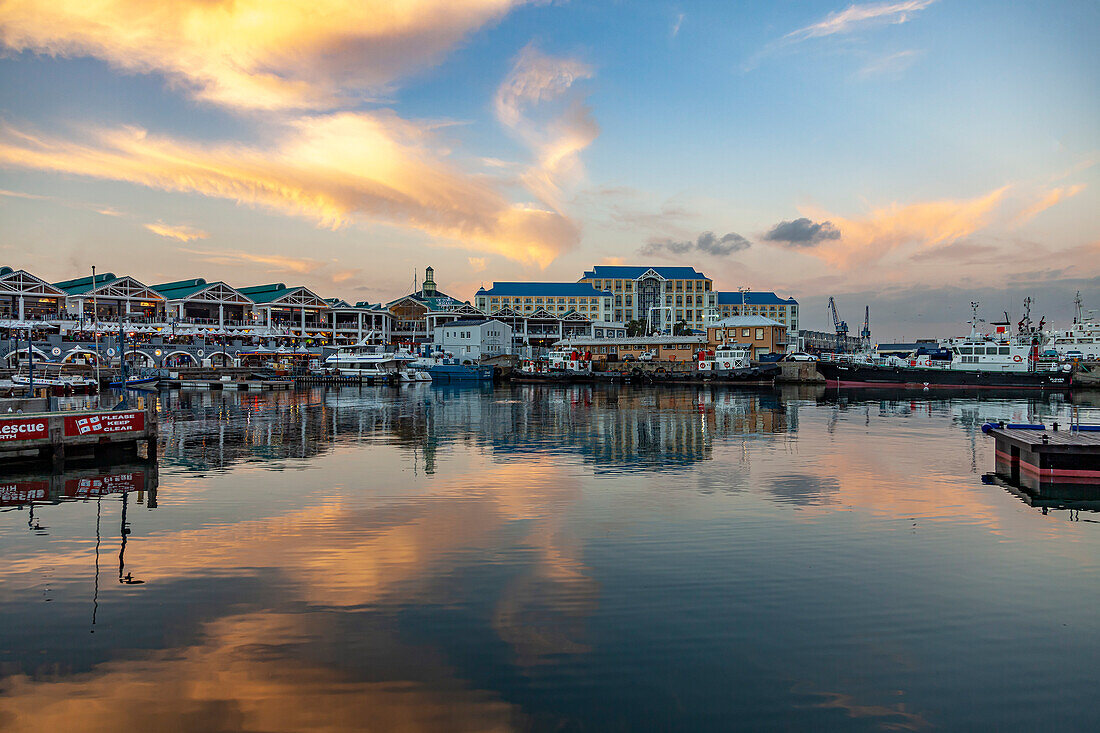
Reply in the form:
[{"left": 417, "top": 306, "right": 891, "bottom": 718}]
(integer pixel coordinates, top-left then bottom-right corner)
[
  {"left": 0, "top": 404, "right": 158, "bottom": 469},
  {"left": 983, "top": 422, "right": 1100, "bottom": 492}
]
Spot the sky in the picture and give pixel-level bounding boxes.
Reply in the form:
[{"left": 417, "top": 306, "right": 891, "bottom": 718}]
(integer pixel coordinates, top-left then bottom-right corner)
[{"left": 0, "top": 0, "right": 1096, "bottom": 338}]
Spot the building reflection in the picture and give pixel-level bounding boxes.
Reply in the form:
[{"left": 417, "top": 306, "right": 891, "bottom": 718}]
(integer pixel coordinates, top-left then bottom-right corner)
[{"left": 155, "top": 385, "right": 792, "bottom": 475}]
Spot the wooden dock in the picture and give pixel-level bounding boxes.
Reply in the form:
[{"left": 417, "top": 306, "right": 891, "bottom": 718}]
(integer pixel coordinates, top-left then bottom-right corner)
[
  {"left": 983, "top": 423, "right": 1100, "bottom": 490},
  {"left": 158, "top": 378, "right": 294, "bottom": 391},
  {"left": 0, "top": 405, "right": 158, "bottom": 469}
]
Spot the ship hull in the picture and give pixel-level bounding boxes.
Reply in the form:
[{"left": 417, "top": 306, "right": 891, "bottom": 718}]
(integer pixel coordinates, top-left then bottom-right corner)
[{"left": 816, "top": 362, "right": 1071, "bottom": 389}]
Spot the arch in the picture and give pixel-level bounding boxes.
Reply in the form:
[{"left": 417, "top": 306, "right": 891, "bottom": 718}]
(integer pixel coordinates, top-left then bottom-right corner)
[
  {"left": 164, "top": 350, "right": 199, "bottom": 367},
  {"left": 124, "top": 349, "right": 155, "bottom": 367},
  {"left": 4, "top": 345, "right": 52, "bottom": 364},
  {"left": 60, "top": 348, "right": 104, "bottom": 365},
  {"left": 207, "top": 350, "right": 235, "bottom": 367}
]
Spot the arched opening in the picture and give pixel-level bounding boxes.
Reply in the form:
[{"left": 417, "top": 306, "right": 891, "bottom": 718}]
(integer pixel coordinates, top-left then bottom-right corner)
[
  {"left": 164, "top": 351, "right": 198, "bottom": 368},
  {"left": 61, "top": 349, "right": 104, "bottom": 365},
  {"left": 208, "top": 351, "right": 234, "bottom": 367},
  {"left": 125, "top": 350, "right": 155, "bottom": 368},
  {"left": 4, "top": 346, "right": 52, "bottom": 365}
]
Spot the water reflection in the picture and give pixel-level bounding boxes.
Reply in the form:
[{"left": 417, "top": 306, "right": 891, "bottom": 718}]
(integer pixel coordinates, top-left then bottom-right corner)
[{"left": 1, "top": 385, "right": 1098, "bottom": 732}]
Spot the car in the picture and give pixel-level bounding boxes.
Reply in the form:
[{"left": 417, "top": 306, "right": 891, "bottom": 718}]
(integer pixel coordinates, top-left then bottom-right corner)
[
  {"left": 785, "top": 352, "right": 818, "bottom": 362},
  {"left": 1064, "top": 350, "right": 1084, "bottom": 360},
  {"left": 637, "top": 351, "right": 656, "bottom": 362}
]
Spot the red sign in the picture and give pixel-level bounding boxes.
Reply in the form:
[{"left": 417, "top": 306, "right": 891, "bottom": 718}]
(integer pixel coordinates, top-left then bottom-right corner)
[
  {"left": 0, "top": 480, "right": 50, "bottom": 506},
  {"left": 0, "top": 417, "right": 49, "bottom": 442},
  {"left": 63, "top": 472, "right": 144, "bottom": 498},
  {"left": 64, "top": 411, "right": 145, "bottom": 437}
]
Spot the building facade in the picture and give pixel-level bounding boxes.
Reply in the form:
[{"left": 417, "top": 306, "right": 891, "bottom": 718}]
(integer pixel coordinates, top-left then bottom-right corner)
[
  {"left": 554, "top": 334, "right": 708, "bottom": 362},
  {"left": 474, "top": 282, "right": 614, "bottom": 321},
  {"left": 706, "top": 316, "right": 788, "bottom": 358},
  {"left": 387, "top": 266, "right": 466, "bottom": 343},
  {"left": 577, "top": 266, "right": 717, "bottom": 331},
  {"left": 715, "top": 291, "right": 799, "bottom": 332},
  {"left": 433, "top": 319, "right": 513, "bottom": 360}
]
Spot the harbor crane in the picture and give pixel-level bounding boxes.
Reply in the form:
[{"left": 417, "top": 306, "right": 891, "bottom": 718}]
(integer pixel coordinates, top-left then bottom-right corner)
[
  {"left": 860, "top": 306, "right": 871, "bottom": 351},
  {"left": 827, "top": 297, "right": 848, "bottom": 352}
]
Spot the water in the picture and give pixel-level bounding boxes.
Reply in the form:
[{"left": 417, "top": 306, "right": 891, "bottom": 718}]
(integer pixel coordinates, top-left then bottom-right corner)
[{"left": 2, "top": 384, "right": 1098, "bottom": 731}]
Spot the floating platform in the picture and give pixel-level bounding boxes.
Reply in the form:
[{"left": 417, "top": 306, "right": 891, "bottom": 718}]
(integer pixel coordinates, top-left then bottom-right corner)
[
  {"left": 158, "top": 379, "right": 294, "bottom": 391},
  {"left": 982, "top": 422, "right": 1100, "bottom": 492},
  {"left": 0, "top": 405, "right": 158, "bottom": 469}
]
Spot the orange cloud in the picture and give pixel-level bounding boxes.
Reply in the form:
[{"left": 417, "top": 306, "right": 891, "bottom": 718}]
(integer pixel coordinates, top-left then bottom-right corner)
[
  {"left": 143, "top": 221, "right": 208, "bottom": 242},
  {"left": 0, "top": 0, "right": 522, "bottom": 111},
  {"left": 1013, "top": 183, "right": 1086, "bottom": 226},
  {"left": 495, "top": 46, "right": 599, "bottom": 211},
  {"left": 0, "top": 114, "right": 578, "bottom": 266},
  {"left": 798, "top": 186, "right": 1009, "bottom": 268}
]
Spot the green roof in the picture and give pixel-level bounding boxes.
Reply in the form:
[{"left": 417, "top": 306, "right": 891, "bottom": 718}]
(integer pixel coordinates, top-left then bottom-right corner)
[
  {"left": 152, "top": 278, "right": 210, "bottom": 299},
  {"left": 53, "top": 273, "right": 118, "bottom": 294},
  {"left": 0, "top": 266, "right": 13, "bottom": 276},
  {"left": 238, "top": 283, "right": 293, "bottom": 304}
]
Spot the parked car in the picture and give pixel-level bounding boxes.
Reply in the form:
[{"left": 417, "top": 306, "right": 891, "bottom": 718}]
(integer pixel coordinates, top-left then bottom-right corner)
[
  {"left": 785, "top": 352, "right": 818, "bottom": 362},
  {"left": 1064, "top": 350, "right": 1084, "bottom": 360},
  {"left": 637, "top": 351, "right": 656, "bottom": 362}
]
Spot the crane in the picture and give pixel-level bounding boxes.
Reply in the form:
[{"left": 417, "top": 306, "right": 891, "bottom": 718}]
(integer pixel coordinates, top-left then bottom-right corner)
[
  {"left": 860, "top": 305, "right": 871, "bottom": 351},
  {"left": 827, "top": 297, "right": 848, "bottom": 352}
]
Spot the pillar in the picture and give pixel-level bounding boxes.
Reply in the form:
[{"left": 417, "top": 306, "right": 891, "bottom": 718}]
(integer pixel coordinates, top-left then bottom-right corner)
[
  {"left": 218, "top": 303, "right": 224, "bottom": 329},
  {"left": 18, "top": 295, "right": 25, "bottom": 321}
]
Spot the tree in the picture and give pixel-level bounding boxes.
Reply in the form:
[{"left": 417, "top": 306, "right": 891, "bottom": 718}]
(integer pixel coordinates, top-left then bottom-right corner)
[
  {"left": 625, "top": 319, "right": 647, "bottom": 337},
  {"left": 672, "top": 320, "right": 691, "bottom": 335}
]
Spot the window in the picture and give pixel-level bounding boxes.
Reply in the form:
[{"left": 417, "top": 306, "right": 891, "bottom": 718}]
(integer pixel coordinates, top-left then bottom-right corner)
[
  {"left": 755, "top": 328, "right": 764, "bottom": 340},
  {"left": 675, "top": 295, "right": 682, "bottom": 306},
  {"left": 742, "top": 329, "right": 750, "bottom": 337},
  {"left": 999, "top": 347, "right": 1010, "bottom": 355}
]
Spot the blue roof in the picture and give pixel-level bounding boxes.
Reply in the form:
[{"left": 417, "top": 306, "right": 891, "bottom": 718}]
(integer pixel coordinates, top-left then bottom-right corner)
[
  {"left": 716, "top": 290, "right": 798, "bottom": 306},
  {"left": 478, "top": 282, "right": 611, "bottom": 297},
  {"left": 581, "top": 266, "right": 708, "bottom": 280}
]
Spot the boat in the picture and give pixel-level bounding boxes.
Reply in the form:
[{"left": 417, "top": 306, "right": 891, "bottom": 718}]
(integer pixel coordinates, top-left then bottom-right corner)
[
  {"left": 426, "top": 358, "right": 495, "bottom": 382},
  {"left": 322, "top": 340, "right": 414, "bottom": 381},
  {"left": 11, "top": 363, "right": 98, "bottom": 392},
  {"left": 694, "top": 344, "right": 779, "bottom": 381},
  {"left": 1047, "top": 291, "right": 1099, "bottom": 359},
  {"left": 108, "top": 375, "right": 160, "bottom": 389},
  {"left": 817, "top": 302, "right": 1072, "bottom": 389}
]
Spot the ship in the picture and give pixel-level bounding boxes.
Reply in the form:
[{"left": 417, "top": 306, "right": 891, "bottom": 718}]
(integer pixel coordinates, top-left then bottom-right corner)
[{"left": 816, "top": 302, "right": 1072, "bottom": 390}]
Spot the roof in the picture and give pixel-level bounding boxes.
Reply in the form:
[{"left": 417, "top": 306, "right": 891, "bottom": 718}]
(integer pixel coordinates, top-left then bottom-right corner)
[
  {"left": 710, "top": 315, "right": 785, "bottom": 328},
  {"left": 53, "top": 273, "right": 117, "bottom": 294},
  {"left": 238, "top": 283, "right": 297, "bottom": 304},
  {"left": 716, "top": 290, "right": 798, "bottom": 306},
  {"left": 477, "top": 281, "right": 611, "bottom": 297},
  {"left": 440, "top": 318, "right": 509, "bottom": 328},
  {"left": 581, "top": 266, "right": 709, "bottom": 280},
  {"left": 152, "top": 278, "right": 210, "bottom": 299},
  {"left": 0, "top": 266, "right": 12, "bottom": 276}
]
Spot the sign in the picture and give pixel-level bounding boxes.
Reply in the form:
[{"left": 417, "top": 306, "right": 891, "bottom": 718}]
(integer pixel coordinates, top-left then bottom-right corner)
[
  {"left": 64, "top": 411, "right": 144, "bottom": 437},
  {"left": 0, "top": 480, "right": 50, "bottom": 506},
  {"left": 0, "top": 417, "right": 49, "bottom": 442},
  {"left": 64, "top": 472, "right": 144, "bottom": 498}
]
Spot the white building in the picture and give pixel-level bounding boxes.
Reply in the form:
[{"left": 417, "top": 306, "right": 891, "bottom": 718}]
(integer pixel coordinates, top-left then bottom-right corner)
[{"left": 432, "top": 319, "right": 514, "bottom": 360}]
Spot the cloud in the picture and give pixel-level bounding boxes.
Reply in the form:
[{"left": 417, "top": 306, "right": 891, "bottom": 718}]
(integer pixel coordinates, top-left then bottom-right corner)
[
  {"left": 0, "top": 0, "right": 523, "bottom": 111},
  {"left": 792, "top": 187, "right": 1009, "bottom": 268},
  {"left": 785, "top": 1, "right": 937, "bottom": 42},
  {"left": 180, "top": 246, "right": 362, "bottom": 288},
  {"left": 0, "top": 113, "right": 579, "bottom": 267},
  {"left": 144, "top": 221, "right": 208, "bottom": 242},
  {"left": 495, "top": 45, "right": 598, "bottom": 211},
  {"left": 856, "top": 49, "right": 923, "bottom": 79},
  {"left": 762, "top": 218, "right": 841, "bottom": 247},
  {"left": 468, "top": 256, "right": 487, "bottom": 272},
  {"left": 1012, "top": 184, "right": 1086, "bottom": 226},
  {"left": 0, "top": 188, "right": 51, "bottom": 200},
  {"left": 671, "top": 13, "right": 685, "bottom": 38},
  {"left": 641, "top": 230, "right": 750, "bottom": 257}
]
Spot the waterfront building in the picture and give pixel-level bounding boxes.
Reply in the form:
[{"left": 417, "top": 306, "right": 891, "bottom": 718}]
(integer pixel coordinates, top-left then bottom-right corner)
[
  {"left": 237, "top": 283, "right": 331, "bottom": 341},
  {"left": 0, "top": 267, "right": 67, "bottom": 322},
  {"left": 577, "top": 266, "right": 717, "bottom": 331},
  {"left": 474, "top": 282, "right": 614, "bottom": 321},
  {"left": 432, "top": 318, "right": 514, "bottom": 360},
  {"left": 153, "top": 279, "right": 255, "bottom": 329},
  {"left": 554, "top": 334, "right": 708, "bottom": 361},
  {"left": 53, "top": 272, "right": 167, "bottom": 323},
  {"left": 387, "top": 266, "right": 466, "bottom": 343},
  {"left": 706, "top": 316, "right": 788, "bottom": 358},
  {"left": 715, "top": 291, "right": 799, "bottom": 332},
  {"left": 329, "top": 301, "right": 393, "bottom": 345},
  {"left": 796, "top": 329, "right": 863, "bottom": 354}
]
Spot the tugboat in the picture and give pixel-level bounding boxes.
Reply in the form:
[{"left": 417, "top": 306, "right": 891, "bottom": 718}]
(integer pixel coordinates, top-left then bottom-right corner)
[{"left": 816, "top": 301, "right": 1072, "bottom": 389}]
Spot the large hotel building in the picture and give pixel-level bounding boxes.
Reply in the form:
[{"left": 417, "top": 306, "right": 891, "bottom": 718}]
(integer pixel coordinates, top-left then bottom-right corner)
[
  {"left": 577, "top": 266, "right": 718, "bottom": 331},
  {"left": 715, "top": 291, "right": 799, "bottom": 332}
]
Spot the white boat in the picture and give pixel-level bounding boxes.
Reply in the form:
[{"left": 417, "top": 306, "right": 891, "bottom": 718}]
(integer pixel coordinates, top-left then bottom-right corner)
[
  {"left": 547, "top": 346, "right": 592, "bottom": 373},
  {"left": 323, "top": 340, "right": 425, "bottom": 380},
  {"left": 11, "top": 363, "right": 98, "bottom": 390},
  {"left": 1047, "top": 291, "right": 1098, "bottom": 359},
  {"left": 698, "top": 344, "right": 750, "bottom": 372}
]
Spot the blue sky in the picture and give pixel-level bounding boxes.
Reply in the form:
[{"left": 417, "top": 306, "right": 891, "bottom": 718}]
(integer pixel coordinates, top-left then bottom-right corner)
[{"left": 0, "top": 1, "right": 1096, "bottom": 336}]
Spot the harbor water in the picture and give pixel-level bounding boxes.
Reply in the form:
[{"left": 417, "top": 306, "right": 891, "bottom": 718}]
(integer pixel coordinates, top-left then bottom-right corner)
[{"left": 1, "top": 385, "right": 1098, "bottom": 731}]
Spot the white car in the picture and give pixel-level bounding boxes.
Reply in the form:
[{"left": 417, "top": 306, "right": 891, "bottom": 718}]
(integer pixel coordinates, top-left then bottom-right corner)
[
  {"left": 637, "top": 351, "right": 656, "bottom": 362},
  {"left": 785, "top": 352, "right": 817, "bottom": 362}
]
